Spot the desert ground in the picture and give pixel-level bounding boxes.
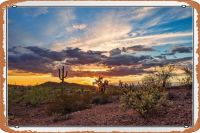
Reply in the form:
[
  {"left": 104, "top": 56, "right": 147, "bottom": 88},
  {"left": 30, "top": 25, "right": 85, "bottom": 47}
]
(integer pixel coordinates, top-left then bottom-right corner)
[{"left": 8, "top": 83, "right": 192, "bottom": 126}]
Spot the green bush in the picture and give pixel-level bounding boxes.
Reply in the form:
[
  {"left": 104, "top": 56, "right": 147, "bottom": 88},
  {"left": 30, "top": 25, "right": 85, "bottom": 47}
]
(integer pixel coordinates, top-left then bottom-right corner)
[
  {"left": 46, "top": 93, "right": 91, "bottom": 115},
  {"left": 23, "top": 87, "right": 51, "bottom": 106},
  {"left": 153, "top": 65, "right": 175, "bottom": 90},
  {"left": 105, "top": 87, "right": 123, "bottom": 96},
  {"left": 120, "top": 85, "right": 172, "bottom": 117},
  {"left": 91, "top": 94, "right": 110, "bottom": 105},
  {"left": 175, "top": 65, "right": 192, "bottom": 89},
  {"left": 119, "top": 69, "right": 173, "bottom": 118}
]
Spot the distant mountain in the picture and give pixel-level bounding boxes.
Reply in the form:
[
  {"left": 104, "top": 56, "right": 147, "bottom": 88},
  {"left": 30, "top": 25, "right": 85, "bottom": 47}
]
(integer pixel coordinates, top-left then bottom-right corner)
[
  {"left": 8, "top": 81, "right": 95, "bottom": 90},
  {"left": 37, "top": 81, "right": 94, "bottom": 90}
]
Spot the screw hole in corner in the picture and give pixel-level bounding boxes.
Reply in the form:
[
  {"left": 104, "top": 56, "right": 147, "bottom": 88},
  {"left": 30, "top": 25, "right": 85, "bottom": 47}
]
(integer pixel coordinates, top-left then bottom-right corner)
[
  {"left": 12, "top": 5, "right": 17, "bottom": 8},
  {"left": 181, "top": 5, "right": 187, "bottom": 8},
  {"left": 184, "top": 125, "right": 189, "bottom": 128}
]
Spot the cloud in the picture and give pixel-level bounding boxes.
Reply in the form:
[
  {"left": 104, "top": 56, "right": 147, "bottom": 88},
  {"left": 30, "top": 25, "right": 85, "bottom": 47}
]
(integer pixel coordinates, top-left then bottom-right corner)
[
  {"left": 103, "top": 54, "right": 152, "bottom": 66},
  {"left": 8, "top": 46, "right": 192, "bottom": 78},
  {"left": 26, "top": 46, "right": 66, "bottom": 61},
  {"left": 106, "top": 32, "right": 192, "bottom": 53},
  {"left": 69, "top": 66, "right": 146, "bottom": 77},
  {"left": 109, "top": 48, "right": 121, "bottom": 56},
  {"left": 161, "top": 46, "right": 192, "bottom": 55},
  {"left": 25, "top": 7, "right": 49, "bottom": 17},
  {"left": 32, "top": 8, "right": 48, "bottom": 17},
  {"left": 127, "top": 45, "right": 154, "bottom": 51},
  {"left": 137, "top": 7, "right": 192, "bottom": 33},
  {"left": 8, "top": 52, "right": 53, "bottom": 74},
  {"left": 66, "top": 23, "right": 87, "bottom": 32},
  {"left": 8, "top": 46, "right": 35, "bottom": 55},
  {"left": 63, "top": 48, "right": 107, "bottom": 65},
  {"left": 51, "top": 10, "right": 132, "bottom": 51},
  {"left": 48, "top": 7, "right": 192, "bottom": 52},
  {"left": 73, "top": 24, "right": 87, "bottom": 30},
  {"left": 172, "top": 46, "right": 192, "bottom": 53},
  {"left": 43, "top": 8, "right": 75, "bottom": 37},
  {"left": 142, "top": 57, "right": 192, "bottom": 68},
  {"left": 8, "top": 46, "right": 67, "bottom": 74}
]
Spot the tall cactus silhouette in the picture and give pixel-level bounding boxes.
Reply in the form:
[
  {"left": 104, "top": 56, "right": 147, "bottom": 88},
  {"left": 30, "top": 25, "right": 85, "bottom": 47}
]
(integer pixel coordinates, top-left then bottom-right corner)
[
  {"left": 58, "top": 66, "right": 68, "bottom": 95},
  {"left": 58, "top": 66, "right": 68, "bottom": 83}
]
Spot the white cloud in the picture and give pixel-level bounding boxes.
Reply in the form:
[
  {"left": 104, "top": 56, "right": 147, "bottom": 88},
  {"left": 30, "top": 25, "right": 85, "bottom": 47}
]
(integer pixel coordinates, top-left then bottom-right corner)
[
  {"left": 28, "top": 7, "right": 48, "bottom": 17},
  {"left": 50, "top": 7, "right": 192, "bottom": 52},
  {"left": 43, "top": 9, "right": 75, "bottom": 37},
  {"left": 51, "top": 10, "right": 132, "bottom": 51},
  {"left": 9, "top": 46, "right": 34, "bottom": 56},
  {"left": 66, "top": 24, "right": 87, "bottom": 32},
  {"left": 73, "top": 24, "right": 87, "bottom": 30},
  {"left": 56, "top": 9, "right": 76, "bottom": 24},
  {"left": 108, "top": 32, "right": 192, "bottom": 50},
  {"left": 141, "top": 7, "right": 192, "bottom": 31}
]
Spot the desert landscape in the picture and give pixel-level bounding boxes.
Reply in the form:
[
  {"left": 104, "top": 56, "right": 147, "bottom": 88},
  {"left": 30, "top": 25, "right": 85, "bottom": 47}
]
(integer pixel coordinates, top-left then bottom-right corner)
[
  {"left": 8, "top": 7, "right": 193, "bottom": 126},
  {"left": 8, "top": 65, "right": 192, "bottom": 126}
]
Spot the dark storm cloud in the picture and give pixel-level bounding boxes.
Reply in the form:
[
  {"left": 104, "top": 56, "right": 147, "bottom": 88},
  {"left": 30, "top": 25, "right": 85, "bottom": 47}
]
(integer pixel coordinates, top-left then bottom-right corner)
[
  {"left": 63, "top": 48, "right": 107, "bottom": 65},
  {"left": 161, "top": 46, "right": 192, "bottom": 55},
  {"left": 171, "top": 46, "right": 192, "bottom": 53},
  {"left": 8, "top": 53, "right": 53, "bottom": 73},
  {"left": 103, "top": 54, "right": 153, "bottom": 66},
  {"left": 142, "top": 57, "right": 192, "bottom": 68},
  {"left": 8, "top": 46, "right": 107, "bottom": 73},
  {"left": 154, "top": 55, "right": 167, "bottom": 59},
  {"left": 8, "top": 46, "right": 64, "bottom": 74},
  {"left": 127, "top": 45, "right": 154, "bottom": 51},
  {"left": 8, "top": 46, "right": 192, "bottom": 77},
  {"left": 69, "top": 66, "right": 146, "bottom": 77},
  {"left": 109, "top": 48, "right": 121, "bottom": 56},
  {"left": 26, "top": 46, "right": 66, "bottom": 61}
]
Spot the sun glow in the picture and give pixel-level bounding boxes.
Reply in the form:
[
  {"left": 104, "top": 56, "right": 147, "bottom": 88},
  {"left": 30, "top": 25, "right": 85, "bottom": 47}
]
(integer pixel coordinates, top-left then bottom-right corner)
[
  {"left": 8, "top": 69, "right": 146, "bottom": 86},
  {"left": 8, "top": 66, "right": 188, "bottom": 86}
]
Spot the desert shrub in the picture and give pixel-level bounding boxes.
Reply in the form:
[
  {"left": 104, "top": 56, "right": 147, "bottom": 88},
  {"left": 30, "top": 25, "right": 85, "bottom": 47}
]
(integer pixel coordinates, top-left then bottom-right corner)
[
  {"left": 105, "top": 87, "right": 123, "bottom": 96},
  {"left": 46, "top": 93, "right": 91, "bottom": 115},
  {"left": 120, "top": 74, "right": 172, "bottom": 118},
  {"left": 154, "top": 65, "right": 175, "bottom": 90},
  {"left": 179, "top": 65, "right": 192, "bottom": 88},
  {"left": 142, "top": 75, "right": 161, "bottom": 88},
  {"left": 91, "top": 94, "right": 110, "bottom": 105},
  {"left": 23, "top": 87, "right": 50, "bottom": 106},
  {"left": 118, "top": 81, "right": 137, "bottom": 94},
  {"left": 93, "top": 76, "right": 109, "bottom": 93},
  {"left": 120, "top": 85, "right": 172, "bottom": 117}
]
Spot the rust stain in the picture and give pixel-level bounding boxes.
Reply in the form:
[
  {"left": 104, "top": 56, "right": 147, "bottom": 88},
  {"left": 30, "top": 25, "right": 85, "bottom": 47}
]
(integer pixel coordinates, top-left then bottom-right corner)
[{"left": 0, "top": 0, "right": 199, "bottom": 133}]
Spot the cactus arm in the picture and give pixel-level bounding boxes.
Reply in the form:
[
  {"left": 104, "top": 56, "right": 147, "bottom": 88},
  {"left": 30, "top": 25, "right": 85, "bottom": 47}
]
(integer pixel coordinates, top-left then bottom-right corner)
[
  {"left": 58, "top": 69, "right": 62, "bottom": 80},
  {"left": 62, "top": 66, "right": 64, "bottom": 81},
  {"left": 64, "top": 71, "right": 68, "bottom": 78}
]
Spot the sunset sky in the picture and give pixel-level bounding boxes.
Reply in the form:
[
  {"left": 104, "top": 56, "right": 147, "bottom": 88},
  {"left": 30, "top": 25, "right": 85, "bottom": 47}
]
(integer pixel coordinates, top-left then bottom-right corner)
[{"left": 8, "top": 7, "right": 193, "bottom": 85}]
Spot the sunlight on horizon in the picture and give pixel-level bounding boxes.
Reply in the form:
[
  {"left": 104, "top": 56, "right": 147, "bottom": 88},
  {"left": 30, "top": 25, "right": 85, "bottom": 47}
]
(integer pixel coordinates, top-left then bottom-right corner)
[{"left": 8, "top": 70, "right": 146, "bottom": 86}]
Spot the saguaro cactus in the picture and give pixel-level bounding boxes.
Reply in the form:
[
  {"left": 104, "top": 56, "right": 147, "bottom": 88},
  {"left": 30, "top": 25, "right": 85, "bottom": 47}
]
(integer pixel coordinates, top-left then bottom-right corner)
[
  {"left": 58, "top": 66, "right": 68, "bottom": 95},
  {"left": 58, "top": 66, "right": 68, "bottom": 83}
]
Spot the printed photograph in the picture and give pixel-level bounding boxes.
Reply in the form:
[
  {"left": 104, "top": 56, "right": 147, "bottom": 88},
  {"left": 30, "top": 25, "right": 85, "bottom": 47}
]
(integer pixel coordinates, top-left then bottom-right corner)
[{"left": 8, "top": 6, "right": 193, "bottom": 126}]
